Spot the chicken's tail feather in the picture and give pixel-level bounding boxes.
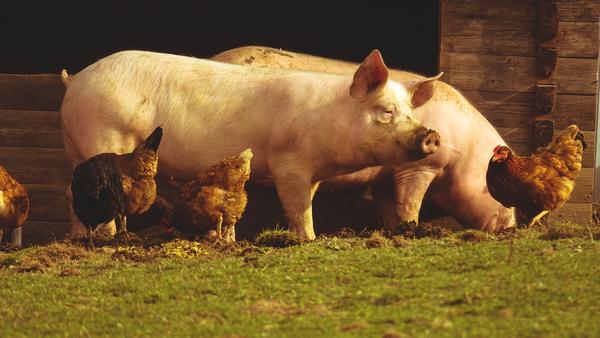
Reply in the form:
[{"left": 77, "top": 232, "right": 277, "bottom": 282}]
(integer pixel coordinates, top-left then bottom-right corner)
[
  {"left": 138, "top": 127, "right": 163, "bottom": 152},
  {"left": 575, "top": 131, "right": 587, "bottom": 150}
]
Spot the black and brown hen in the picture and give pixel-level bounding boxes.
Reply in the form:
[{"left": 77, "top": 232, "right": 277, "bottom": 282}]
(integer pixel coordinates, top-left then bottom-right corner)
[{"left": 71, "top": 127, "right": 163, "bottom": 249}]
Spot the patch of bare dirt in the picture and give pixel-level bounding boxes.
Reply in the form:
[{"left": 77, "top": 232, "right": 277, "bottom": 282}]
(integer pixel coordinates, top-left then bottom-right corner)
[
  {"left": 391, "top": 235, "right": 411, "bottom": 248},
  {"left": 112, "top": 246, "right": 157, "bottom": 262},
  {"left": 365, "top": 231, "right": 389, "bottom": 248},
  {"left": 335, "top": 227, "right": 357, "bottom": 238},
  {"left": 538, "top": 222, "right": 600, "bottom": 240},
  {"left": 457, "top": 230, "right": 489, "bottom": 243},
  {"left": 394, "top": 221, "right": 452, "bottom": 239},
  {"left": 64, "top": 232, "right": 115, "bottom": 248},
  {"left": 254, "top": 230, "right": 301, "bottom": 248},
  {"left": 16, "top": 242, "right": 90, "bottom": 273}
]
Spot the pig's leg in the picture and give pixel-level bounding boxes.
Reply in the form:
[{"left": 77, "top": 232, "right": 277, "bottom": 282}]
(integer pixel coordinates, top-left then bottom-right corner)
[
  {"left": 272, "top": 172, "right": 319, "bottom": 241},
  {"left": 391, "top": 168, "right": 437, "bottom": 232}
]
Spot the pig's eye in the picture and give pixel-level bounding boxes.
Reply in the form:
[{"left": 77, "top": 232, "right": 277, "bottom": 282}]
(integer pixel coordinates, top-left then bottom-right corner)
[{"left": 376, "top": 110, "right": 394, "bottom": 124}]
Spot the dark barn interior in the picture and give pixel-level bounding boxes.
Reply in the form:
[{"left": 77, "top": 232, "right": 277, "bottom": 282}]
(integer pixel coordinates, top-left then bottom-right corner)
[
  {"left": 0, "top": 1, "right": 441, "bottom": 241},
  {"left": 0, "top": 1, "right": 440, "bottom": 74}
]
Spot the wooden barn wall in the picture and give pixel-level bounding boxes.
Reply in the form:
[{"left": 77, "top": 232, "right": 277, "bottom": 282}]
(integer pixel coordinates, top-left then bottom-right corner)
[
  {"left": 0, "top": 74, "right": 68, "bottom": 244},
  {"left": 440, "top": 0, "right": 599, "bottom": 223}
]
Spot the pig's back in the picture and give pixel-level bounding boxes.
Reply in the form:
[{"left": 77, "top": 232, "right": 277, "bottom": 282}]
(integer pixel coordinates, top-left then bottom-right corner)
[{"left": 60, "top": 50, "right": 350, "bottom": 179}]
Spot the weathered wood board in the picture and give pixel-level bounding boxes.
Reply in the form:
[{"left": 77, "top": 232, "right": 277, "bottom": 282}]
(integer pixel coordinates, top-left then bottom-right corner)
[
  {"left": 461, "top": 91, "right": 597, "bottom": 131},
  {"left": 0, "top": 74, "right": 64, "bottom": 111},
  {"left": 440, "top": 53, "right": 597, "bottom": 95},
  {"left": 442, "top": 20, "right": 598, "bottom": 58}
]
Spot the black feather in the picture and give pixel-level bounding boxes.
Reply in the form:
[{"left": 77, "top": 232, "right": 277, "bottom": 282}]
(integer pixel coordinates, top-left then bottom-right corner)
[
  {"left": 71, "top": 156, "right": 126, "bottom": 229},
  {"left": 138, "top": 127, "right": 163, "bottom": 152}
]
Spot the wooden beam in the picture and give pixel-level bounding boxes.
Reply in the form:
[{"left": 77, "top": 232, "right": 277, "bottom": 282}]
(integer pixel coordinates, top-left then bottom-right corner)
[
  {"left": 570, "top": 168, "right": 595, "bottom": 204},
  {"left": 441, "top": 20, "right": 598, "bottom": 58},
  {"left": 2, "top": 164, "right": 71, "bottom": 185},
  {"left": 535, "top": 84, "right": 557, "bottom": 113},
  {"left": 0, "top": 146, "right": 70, "bottom": 167},
  {"left": 0, "top": 109, "right": 63, "bottom": 148},
  {"left": 442, "top": 0, "right": 599, "bottom": 23},
  {"left": 537, "top": 0, "right": 559, "bottom": 42},
  {"left": 532, "top": 115, "right": 554, "bottom": 146},
  {"left": 548, "top": 202, "right": 592, "bottom": 224},
  {"left": 536, "top": 46, "right": 558, "bottom": 78},
  {"left": 460, "top": 90, "right": 597, "bottom": 131},
  {"left": 0, "top": 74, "right": 65, "bottom": 111},
  {"left": 24, "top": 184, "right": 69, "bottom": 221},
  {"left": 442, "top": 0, "right": 536, "bottom": 21},
  {"left": 21, "top": 221, "right": 70, "bottom": 246},
  {"left": 556, "top": 1, "right": 600, "bottom": 22},
  {"left": 440, "top": 52, "right": 597, "bottom": 94}
]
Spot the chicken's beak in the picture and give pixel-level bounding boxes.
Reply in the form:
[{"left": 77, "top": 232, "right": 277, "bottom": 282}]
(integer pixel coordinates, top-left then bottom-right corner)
[{"left": 492, "top": 153, "right": 507, "bottom": 163}]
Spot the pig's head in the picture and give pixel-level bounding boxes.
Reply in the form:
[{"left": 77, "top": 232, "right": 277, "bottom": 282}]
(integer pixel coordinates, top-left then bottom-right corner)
[{"left": 346, "top": 50, "right": 441, "bottom": 165}]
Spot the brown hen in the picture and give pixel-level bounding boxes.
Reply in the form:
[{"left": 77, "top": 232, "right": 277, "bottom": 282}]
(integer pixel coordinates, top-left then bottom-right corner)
[
  {"left": 71, "top": 127, "right": 162, "bottom": 249},
  {"left": 486, "top": 125, "right": 586, "bottom": 227},
  {"left": 0, "top": 166, "right": 29, "bottom": 246},
  {"left": 167, "top": 149, "right": 253, "bottom": 241}
]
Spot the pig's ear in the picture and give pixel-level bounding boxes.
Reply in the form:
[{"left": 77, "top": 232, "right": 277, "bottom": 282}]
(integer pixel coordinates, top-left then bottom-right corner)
[
  {"left": 407, "top": 72, "right": 443, "bottom": 108},
  {"left": 350, "top": 49, "right": 389, "bottom": 99}
]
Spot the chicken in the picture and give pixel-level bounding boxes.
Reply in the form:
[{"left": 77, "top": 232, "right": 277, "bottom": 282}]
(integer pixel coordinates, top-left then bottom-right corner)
[
  {"left": 486, "top": 125, "right": 586, "bottom": 227},
  {"left": 167, "top": 149, "right": 253, "bottom": 241},
  {"left": 0, "top": 166, "right": 29, "bottom": 246},
  {"left": 71, "top": 127, "right": 163, "bottom": 249}
]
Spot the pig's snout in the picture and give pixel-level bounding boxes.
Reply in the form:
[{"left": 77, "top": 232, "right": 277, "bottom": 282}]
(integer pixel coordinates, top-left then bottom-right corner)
[{"left": 417, "top": 129, "right": 440, "bottom": 157}]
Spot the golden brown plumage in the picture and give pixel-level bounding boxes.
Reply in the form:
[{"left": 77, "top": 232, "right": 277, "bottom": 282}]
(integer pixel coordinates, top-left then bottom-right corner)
[
  {"left": 167, "top": 149, "right": 253, "bottom": 241},
  {"left": 486, "top": 125, "right": 586, "bottom": 226},
  {"left": 0, "top": 166, "right": 29, "bottom": 245},
  {"left": 71, "top": 127, "right": 162, "bottom": 248}
]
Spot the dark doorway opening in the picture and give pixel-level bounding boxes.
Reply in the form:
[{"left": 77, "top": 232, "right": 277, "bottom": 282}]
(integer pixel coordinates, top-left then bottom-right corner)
[{"left": 0, "top": 1, "right": 440, "bottom": 75}]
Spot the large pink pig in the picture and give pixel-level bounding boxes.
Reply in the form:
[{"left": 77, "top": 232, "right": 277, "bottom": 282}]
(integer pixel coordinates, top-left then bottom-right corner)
[
  {"left": 60, "top": 49, "right": 441, "bottom": 240},
  {"left": 212, "top": 46, "right": 516, "bottom": 232}
]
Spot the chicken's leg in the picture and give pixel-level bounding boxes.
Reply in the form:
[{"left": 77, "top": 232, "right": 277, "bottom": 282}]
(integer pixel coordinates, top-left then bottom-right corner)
[
  {"left": 215, "top": 214, "right": 224, "bottom": 240},
  {"left": 115, "top": 214, "right": 128, "bottom": 246},
  {"left": 527, "top": 210, "right": 549, "bottom": 227},
  {"left": 116, "top": 214, "right": 127, "bottom": 234},
  {"left": 87, "top": 225, "right": 95, "bottom": 251},
  {"left": 114, "top": 214, "right": 141, "bottom": 246}
]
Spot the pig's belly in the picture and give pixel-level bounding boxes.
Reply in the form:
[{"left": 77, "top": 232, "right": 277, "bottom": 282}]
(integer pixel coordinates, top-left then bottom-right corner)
[{"left": 319, "top": 166, "right": 392, "bottom": 191}]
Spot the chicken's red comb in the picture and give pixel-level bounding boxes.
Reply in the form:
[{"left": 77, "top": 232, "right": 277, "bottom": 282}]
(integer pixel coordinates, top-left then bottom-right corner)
[{"left": 493, "top": 145, "right": 502, "bottom": 153}]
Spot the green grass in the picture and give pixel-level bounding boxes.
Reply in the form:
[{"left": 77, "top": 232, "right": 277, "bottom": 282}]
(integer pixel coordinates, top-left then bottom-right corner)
[{"left": 1, "top": 226, "right": 600, "bottom": 337}]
